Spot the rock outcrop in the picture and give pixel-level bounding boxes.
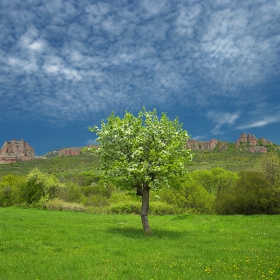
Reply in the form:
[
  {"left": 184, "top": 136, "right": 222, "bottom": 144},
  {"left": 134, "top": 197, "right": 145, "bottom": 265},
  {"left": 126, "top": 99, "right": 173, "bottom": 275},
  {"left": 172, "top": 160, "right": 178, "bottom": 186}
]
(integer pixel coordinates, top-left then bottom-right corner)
[
  {"left": 58, "top": 148, "right": 82, "bottom": 156},
  {"left": 235, "top": 133, "right": 275, "bottom": 153},
  {"left": 187, "top": 133, "right": 278, "bottom": 153},
  {"left": 0, "top": 139, "right": 35, "bottom": 164},
  {"left": 235, "top": 133, "right": 257, "bottom": 148},
  {"left": 186, "top": 139, "right": 228, "bottom": 151}
]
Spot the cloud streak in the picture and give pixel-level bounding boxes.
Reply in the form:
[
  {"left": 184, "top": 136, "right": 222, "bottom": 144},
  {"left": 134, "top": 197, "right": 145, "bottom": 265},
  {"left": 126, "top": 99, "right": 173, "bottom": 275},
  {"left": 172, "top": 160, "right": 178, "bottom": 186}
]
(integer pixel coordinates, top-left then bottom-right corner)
[
  {"left": 236, "top": 115, "right": 280, "bottom": 130},
  {"left": 207, "top": 111, "right": 240, "bottom": 135}
]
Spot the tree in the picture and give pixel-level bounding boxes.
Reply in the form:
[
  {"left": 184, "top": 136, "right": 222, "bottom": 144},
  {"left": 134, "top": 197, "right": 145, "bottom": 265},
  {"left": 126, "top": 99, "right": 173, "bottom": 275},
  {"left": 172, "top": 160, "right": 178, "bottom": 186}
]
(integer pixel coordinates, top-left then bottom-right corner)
[
  {"left": 256, "top": 153, "right": 280, "bottom": 187},
  {"left": 89, "top": 108, "right": 192, "bottom": 234},
  {"left": 215, "top": 171, "right": 274, "bottom": 214},
  {"left": 255, "top": 154, "right": 280, "bottom": 212},
  {"left": 22, "top": 168, "right": 65, "bottom": 204},
  {"left": 0, "top": 174, "right": 26, "bottom": 206},
  {"left": 192, "top": 167, "right": 239, "bottom": 196}
]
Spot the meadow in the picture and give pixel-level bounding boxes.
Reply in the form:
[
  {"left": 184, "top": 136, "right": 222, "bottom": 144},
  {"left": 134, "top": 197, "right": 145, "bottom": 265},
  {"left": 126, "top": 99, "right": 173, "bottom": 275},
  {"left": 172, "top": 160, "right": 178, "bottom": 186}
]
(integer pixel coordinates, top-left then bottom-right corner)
[{"left": 0, "top": 208, "right": 279, "bottom": 279}]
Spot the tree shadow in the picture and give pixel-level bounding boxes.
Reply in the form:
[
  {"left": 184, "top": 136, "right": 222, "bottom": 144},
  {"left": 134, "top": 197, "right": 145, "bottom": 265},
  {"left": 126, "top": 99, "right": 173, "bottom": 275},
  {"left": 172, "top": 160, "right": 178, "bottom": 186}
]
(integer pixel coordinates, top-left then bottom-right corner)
[
  {"left": 106, "top": 226, "right": 185, "bottom": 239},
  {"left": 171, "top": 214, "right": 193, "bottom": 221}
]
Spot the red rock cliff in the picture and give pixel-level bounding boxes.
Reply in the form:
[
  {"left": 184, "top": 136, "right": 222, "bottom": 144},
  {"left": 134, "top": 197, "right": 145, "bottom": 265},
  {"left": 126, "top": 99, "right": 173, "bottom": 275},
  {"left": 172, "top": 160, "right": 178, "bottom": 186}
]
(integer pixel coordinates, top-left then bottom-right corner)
[
  {"left": 58, "top": 148, "right": 82, "bottom": 156},
  {"left": 235, "top": 133, "right": 269, "bottom": 153},
  {"left": 0, "top": 139, "right": 35, "bottom": 164}
]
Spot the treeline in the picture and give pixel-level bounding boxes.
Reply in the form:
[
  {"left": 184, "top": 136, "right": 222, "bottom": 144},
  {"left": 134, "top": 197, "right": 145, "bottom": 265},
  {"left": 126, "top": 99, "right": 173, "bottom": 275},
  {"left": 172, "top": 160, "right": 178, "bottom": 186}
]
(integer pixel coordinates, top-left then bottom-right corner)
[{"left": 0, "top": 154, "right": 279, "bottom": 215}]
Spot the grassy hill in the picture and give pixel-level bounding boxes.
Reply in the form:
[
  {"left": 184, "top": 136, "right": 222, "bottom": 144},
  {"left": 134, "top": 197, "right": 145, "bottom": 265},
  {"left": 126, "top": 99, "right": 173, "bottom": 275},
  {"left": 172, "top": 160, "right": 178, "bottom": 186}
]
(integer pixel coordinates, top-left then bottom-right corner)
[
  {"left": 187, "top": 150, "right": 265, "bottom": 172},
  {"left": 1, "top": 148, "right": 279, "bottom": 178},
  {"left": 0, "top": 152, "right": 101, "bottom": 178}
]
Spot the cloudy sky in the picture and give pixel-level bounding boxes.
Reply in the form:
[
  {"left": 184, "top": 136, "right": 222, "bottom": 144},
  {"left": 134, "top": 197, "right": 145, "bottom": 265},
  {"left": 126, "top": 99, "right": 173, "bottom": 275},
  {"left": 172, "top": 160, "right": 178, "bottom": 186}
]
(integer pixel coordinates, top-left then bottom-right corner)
[{"left": 1, "top": 0, "right": 280, "bottom": 155}]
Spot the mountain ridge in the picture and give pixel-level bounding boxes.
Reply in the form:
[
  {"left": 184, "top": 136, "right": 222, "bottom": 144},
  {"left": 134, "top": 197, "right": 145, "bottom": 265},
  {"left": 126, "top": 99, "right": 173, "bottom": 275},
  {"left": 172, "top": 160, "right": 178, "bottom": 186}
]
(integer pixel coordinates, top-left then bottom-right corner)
[
  {"left": 0, "top": 133, "right": 279, "bottom": 164},
  {"left": 187, "top": 132, "right": 279, "bottom": 153}
]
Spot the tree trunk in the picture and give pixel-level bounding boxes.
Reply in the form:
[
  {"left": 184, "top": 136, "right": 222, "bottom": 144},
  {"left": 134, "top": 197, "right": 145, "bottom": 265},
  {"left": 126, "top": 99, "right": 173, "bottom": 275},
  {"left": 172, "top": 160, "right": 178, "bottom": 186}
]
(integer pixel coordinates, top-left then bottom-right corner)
[{"left": 140, "top": 187, "right": 152, "bottom": 235}]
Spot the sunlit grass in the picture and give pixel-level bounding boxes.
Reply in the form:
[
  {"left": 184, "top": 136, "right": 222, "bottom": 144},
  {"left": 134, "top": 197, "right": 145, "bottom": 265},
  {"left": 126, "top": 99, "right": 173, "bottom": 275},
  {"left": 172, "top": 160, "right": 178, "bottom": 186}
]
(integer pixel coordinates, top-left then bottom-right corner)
[{"left": 0, "top": 208, "right": 279, "bottom": 279}]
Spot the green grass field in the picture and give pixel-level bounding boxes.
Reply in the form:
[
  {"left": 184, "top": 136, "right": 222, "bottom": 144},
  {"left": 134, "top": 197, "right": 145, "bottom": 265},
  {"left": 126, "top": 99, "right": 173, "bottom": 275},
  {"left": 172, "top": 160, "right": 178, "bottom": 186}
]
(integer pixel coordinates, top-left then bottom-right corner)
[{"left": 0, "top": 208, "right": 279, "bottom": 280}]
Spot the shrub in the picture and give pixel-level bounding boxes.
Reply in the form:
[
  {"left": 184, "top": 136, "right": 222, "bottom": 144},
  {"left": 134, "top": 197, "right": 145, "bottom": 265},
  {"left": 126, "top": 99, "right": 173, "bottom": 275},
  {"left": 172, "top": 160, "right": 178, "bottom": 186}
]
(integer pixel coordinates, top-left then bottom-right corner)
[
  {"left": 45, "top": 198, "right": 85, "bottom": 212},
  {"left": 0, "top": 185, "right": 13, "bottom": 207},
  {"left": 183, "top": 183, "right": 215, "bottom": 214},
  {"left": 159, "top": 177, "right": 215, "bottom": 214},
  {"left": 149, "top": 201, "right": 183, "bottom": 215},
  {"left": 65, "top": 171, "right": 101, "bottom": 187},
  {"left": 0, "top": 175, "right": 27, "bottom": 206},
  {"left": 81, "top": 179, "right": 115, "bottom": 198},
  {"left": 22, "top": 168, "right": 65, "bottom": 204},
  {"left": 82, "top": 194, "right": 110, "bottom": 207},
  {"left": 108, "top": 201, "right": 141, "bottom": 214},
  {"left": 215, "top": 171, "right": 278, "bottom": 214},
  {"left": 65, "top": 182, "right": 85, "bottom": 203}
]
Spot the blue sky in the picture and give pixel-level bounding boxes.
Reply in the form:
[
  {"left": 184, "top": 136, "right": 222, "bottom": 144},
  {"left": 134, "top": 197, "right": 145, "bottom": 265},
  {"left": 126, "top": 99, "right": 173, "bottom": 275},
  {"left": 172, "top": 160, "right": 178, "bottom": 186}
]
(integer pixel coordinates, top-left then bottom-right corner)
[{"left": 0, "top": 0, "right": 280, "bottom": 155}]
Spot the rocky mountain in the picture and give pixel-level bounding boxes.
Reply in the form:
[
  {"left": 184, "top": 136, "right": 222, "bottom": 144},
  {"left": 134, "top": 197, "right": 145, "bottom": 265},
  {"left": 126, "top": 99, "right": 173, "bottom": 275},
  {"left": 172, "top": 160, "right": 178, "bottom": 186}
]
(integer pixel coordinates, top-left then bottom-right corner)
[
  {"left": 186, "top": 132, "right": 279, "bottom": 153},
  {"left": 0, "top": 139, "right": 36, "bottom": 164}
]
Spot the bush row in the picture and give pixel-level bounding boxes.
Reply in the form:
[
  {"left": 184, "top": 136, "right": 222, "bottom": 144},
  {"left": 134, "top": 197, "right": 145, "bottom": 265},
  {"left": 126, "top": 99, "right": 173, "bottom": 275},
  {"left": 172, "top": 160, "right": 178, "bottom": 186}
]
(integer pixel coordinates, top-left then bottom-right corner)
[{"left": 1, "top": 154, "right": 280, "bottom": 215}]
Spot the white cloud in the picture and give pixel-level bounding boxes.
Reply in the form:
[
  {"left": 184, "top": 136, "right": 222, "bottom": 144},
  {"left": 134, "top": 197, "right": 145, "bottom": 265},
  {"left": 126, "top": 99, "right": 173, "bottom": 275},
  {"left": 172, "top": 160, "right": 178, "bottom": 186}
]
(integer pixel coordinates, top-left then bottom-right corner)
[
  {"left": 29, "top": 40, "right": 45, "bottom": 51},
  {"left": 0, "top": 0, "right": 279, "bottom": 131},
  {"left": 208, "top": 111, "right": 240, "bottom": 135},
  {"left": 236, "top": 116, "right": 280, "bottom": 130}
]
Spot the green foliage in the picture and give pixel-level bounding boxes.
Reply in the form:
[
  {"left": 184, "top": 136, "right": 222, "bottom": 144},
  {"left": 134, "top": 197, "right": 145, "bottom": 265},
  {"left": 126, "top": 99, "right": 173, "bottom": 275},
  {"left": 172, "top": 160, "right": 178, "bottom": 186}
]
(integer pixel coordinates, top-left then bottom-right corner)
[
  {"left": 0, "top": 175, "right": 26, "bottom": 206},
  {"left": 227, "top": 142, "right": 236, "bottom": 151},
  {"left": 257, "top": 139, "right": 279, "bottom": 152},
  {"left": 158, "top": 176, "right": 215, "bottom": 214},
  {"left": 107, "top": 201, "right": 141, "bottom": 214},
  {"left": 22, "top": 168, "right": 65, "bottom": 204},
  {"left": 80, "top": 179, "right": 115, "bottom": 207},
  {"left": 149, "top": 201, "right": 183, "bottom": 215},
  {"left": 63, "top": 171, "right": 101, "bottom": 187},
  {"left": 1, "top": 145, "right": 279, "bottom": 216},
  {"left": 89, "top": 108, "right": 192, "bottom": 193},
  {"left": 191, "top": 167, "right": 239, "bottom": 195},
  {"left": 81, "top": 179, "right": 115, "bottom": 198},
  {"left": 183, "top": 179, "right": 215, "bottom": 213},
  {"left": 255, "top": 153, "right": 280, "bottom": 213},
  {"left": 256, "top": 153, "right": 280, "bottom": 186},
  {"left": 45, "top": 198, "right": 85, "bottom": 212},
  {"left": 216, "top": 171, "right": 280, "bottom": 214},
  {"left": 64, "top": 181, "right": 85, "bottom": 203}
]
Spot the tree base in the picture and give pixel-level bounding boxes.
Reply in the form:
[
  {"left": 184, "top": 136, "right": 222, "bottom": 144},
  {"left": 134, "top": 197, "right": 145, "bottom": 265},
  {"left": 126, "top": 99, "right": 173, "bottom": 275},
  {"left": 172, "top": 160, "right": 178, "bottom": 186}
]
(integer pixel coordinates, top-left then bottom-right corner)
[{"left": 141, "top": 214, "right": 152, "bottom": 235}]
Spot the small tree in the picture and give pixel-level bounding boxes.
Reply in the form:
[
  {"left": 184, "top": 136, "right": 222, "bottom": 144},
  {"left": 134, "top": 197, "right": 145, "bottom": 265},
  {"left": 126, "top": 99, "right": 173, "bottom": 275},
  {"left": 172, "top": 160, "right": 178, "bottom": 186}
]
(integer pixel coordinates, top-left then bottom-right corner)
[
  {"left": 22, "top": 168, "right": 65, "bottom": 204},
  {"left": 89, "top": 108, "right": 192, "bottom": 234}
]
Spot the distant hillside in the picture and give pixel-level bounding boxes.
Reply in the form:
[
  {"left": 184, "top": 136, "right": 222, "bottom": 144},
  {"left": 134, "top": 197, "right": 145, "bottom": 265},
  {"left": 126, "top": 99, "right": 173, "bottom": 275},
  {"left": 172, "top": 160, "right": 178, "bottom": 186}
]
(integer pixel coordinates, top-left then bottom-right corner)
[
  {"left": 0, "top": 152, "right": 100, "bottom": 178},
  {"left": 44, "top": 147, "right": 83, "bottom": 158},
  {"left": 0, "top": 140, "right": 99, "bottom": 164},
  {"left": 0, "top": 134, "right": 279, "bottom": 176},
  {"left": 186, "top": 132, "right": 279, "bottom": 153}
]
